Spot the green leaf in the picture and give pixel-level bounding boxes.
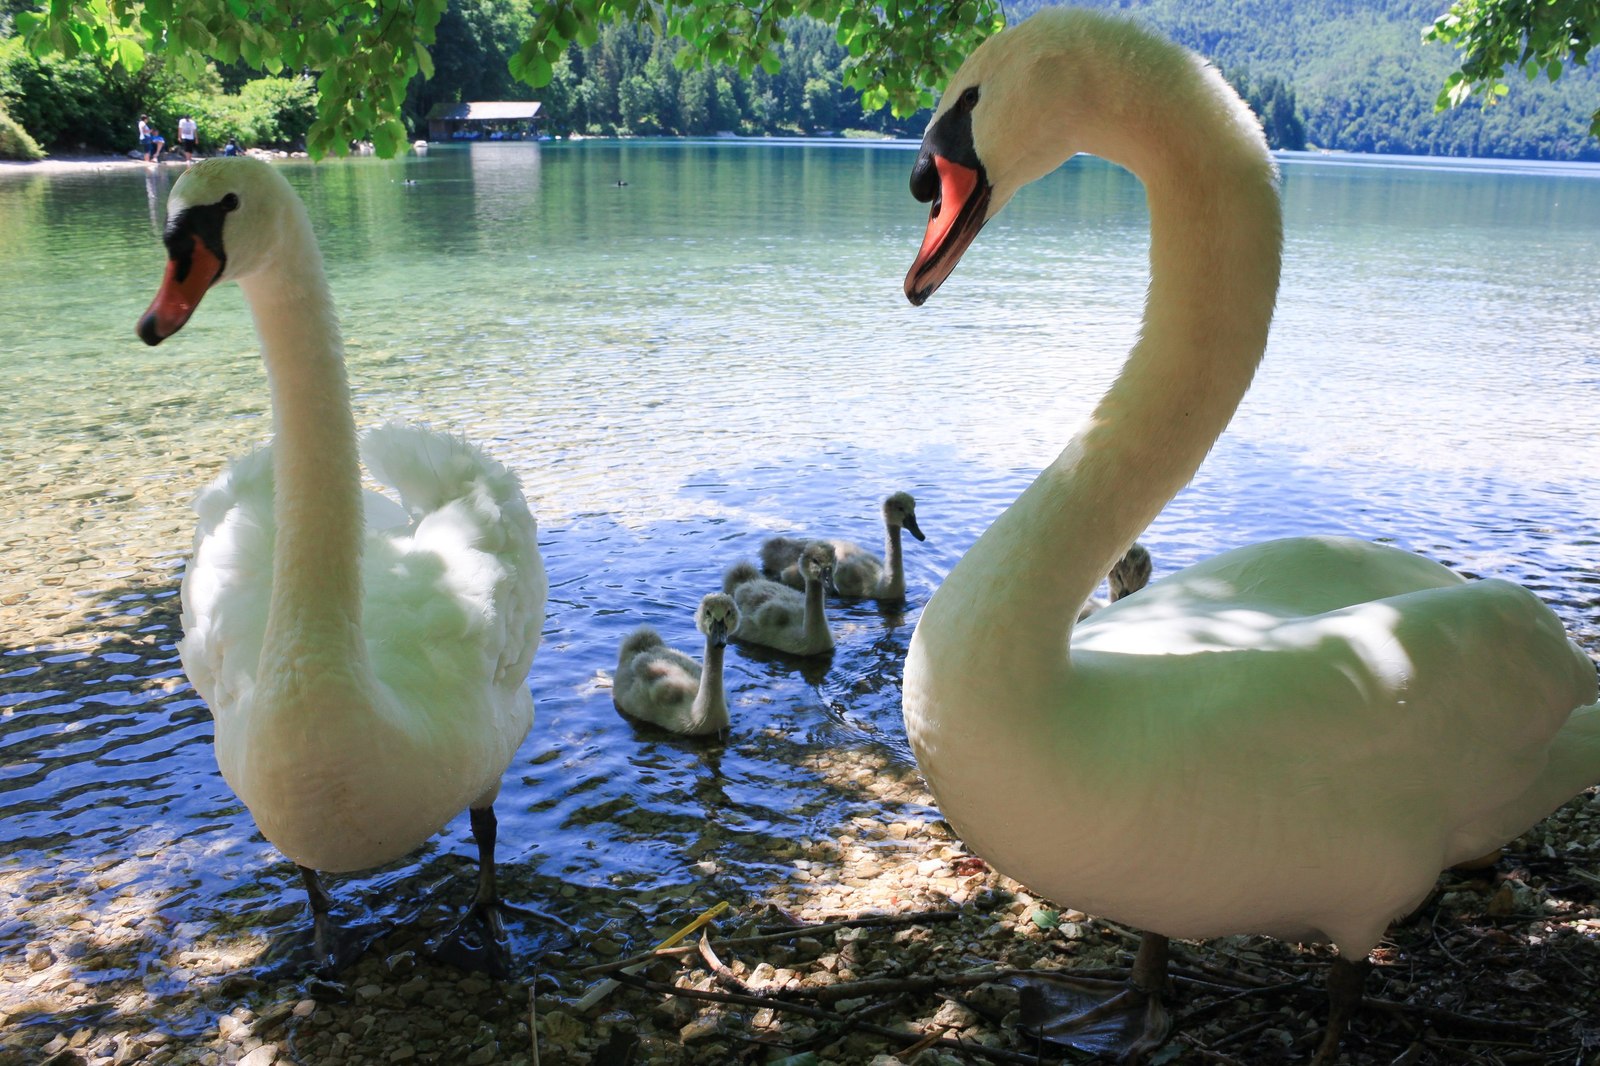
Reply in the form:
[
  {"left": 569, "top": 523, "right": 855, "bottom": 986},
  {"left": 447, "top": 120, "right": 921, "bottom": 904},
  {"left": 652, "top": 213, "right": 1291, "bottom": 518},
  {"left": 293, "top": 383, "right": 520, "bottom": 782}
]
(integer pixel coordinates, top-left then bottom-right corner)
[
  {"left": 113, "top": 36, "right": 145, "bottom": 73},
  {"left": 414, "top": 40, "right": 434, "bottom": 79}
]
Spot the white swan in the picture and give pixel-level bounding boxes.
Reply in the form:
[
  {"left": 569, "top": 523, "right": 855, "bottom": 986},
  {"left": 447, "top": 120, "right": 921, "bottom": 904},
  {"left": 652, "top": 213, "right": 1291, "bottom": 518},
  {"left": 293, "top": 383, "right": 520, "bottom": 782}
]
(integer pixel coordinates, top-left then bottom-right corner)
[
  {"left": 1076, "top": 542, "right": 1152, "bottom": 621},
  {"left": 136, "top": 158, "right": 547, "bottom": 973},
  {"left": 760, "top": 492, "right": 927, "bottom": 600},
  {"left": 900, "top": 9, "right": 1600, "bottom": 1061},
  {"left": 614, "top": 593, "right": 739, "bottom": 736},
  {"left": 723, "top": 543, "right": 835, "bottom": 656}
]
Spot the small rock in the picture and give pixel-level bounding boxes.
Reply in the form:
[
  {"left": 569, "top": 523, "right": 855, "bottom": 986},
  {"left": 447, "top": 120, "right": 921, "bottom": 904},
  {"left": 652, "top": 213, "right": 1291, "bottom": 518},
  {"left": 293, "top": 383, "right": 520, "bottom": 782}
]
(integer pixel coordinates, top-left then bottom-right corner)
[
  {"left": 679, "top": 1013, "right": 721, "bottom": 1042},
  {"left": 112, "top": 1038, "right": 152, "bottom": 1065},
  {"left": 218, "top": 974, "right": 262, "bottom": 997},
  {"left": 236, "top": 1046, "right": 278, "bottom": 1066},
  {"left": 396, "top": 976, "right": 430, "bottom": 1001}
]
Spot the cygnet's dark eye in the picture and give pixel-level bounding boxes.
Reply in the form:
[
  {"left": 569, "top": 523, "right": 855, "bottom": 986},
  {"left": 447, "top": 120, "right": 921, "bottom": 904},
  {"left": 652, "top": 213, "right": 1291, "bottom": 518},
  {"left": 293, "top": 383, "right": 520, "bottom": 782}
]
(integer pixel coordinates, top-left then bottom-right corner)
[
  {"left": 219, "top": 193, "right": 240, "bottom": 211},
  {"left": 959, "top": 85, "right": 980, "bottom": 110}
]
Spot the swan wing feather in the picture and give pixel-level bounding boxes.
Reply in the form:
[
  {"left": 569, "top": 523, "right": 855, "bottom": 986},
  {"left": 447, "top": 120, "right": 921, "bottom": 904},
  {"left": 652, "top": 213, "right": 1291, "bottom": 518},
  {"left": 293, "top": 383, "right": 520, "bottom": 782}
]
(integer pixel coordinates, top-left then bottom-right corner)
[
  {"left": 360, "top": 424, "right": 547, "bottom": 695},
  {"left": 179, "top": 448, "right": 276, "bottom": 719}
]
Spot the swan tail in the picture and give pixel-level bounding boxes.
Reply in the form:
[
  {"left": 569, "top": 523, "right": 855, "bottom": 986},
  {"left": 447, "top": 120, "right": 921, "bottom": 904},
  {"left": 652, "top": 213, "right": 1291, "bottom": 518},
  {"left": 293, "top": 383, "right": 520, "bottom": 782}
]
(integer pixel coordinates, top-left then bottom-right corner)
[
  {"left": 1448, "top": 698, "right": 1600, "bottom": 863},
  {"left": 723, "top": 561, "right": 762, "bottom": 595}
]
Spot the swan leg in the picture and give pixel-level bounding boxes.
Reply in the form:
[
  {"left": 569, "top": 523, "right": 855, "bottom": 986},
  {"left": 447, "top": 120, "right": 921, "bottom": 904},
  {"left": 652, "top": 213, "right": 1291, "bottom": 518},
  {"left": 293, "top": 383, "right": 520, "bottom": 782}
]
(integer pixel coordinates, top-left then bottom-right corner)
[
  {"left": 1309, "top": 955, "right": 1368, "bottom": 1066},
  {"left": 1013, "top": 931, "right": 1172, "bottom": 1063},
  {"left": 297, "top": 865, "right": 386, "bottom": 976},
  {"left": 431, "top": 805, "right": 562, "bottom": 976}
]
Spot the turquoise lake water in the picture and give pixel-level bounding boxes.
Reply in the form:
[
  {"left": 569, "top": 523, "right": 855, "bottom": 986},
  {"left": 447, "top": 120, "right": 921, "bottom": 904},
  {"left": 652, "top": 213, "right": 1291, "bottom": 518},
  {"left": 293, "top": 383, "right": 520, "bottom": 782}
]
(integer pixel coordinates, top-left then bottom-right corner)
[{"left": 0, "top": 139, "right": 1597, "bottom": 1039}]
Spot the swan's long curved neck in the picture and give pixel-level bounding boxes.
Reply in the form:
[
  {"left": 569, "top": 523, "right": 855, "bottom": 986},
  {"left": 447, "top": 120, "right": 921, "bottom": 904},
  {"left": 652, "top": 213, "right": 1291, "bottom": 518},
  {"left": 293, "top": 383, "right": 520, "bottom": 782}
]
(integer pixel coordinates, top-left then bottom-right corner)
[
  {"left": 882, "top": 524, "right": 906, "bottom": 598},
  {"left": 242, "top": 222, "right": 367, "bottom": 672},
  {"left": 936, "top": 73, "right": 1281, "bottom": 679},
  {"left": 691, "top": 642, "right": 729, "bottom": 731}
]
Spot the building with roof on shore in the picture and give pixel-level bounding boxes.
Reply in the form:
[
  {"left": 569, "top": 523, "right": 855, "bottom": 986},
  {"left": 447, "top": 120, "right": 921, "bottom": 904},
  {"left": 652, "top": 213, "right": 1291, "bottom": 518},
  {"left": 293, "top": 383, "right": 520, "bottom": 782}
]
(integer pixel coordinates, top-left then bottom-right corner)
[{"left": 425, "top": 102, "right": 543, "bottom": 142}]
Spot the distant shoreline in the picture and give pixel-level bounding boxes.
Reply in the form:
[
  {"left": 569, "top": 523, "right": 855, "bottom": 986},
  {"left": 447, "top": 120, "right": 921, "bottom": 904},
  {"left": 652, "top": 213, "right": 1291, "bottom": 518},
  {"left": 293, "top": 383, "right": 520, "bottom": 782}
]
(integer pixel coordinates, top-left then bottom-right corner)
[
  {"left": 5, "top": 143, "right": 1597, "bottom": 177},
  {"left": 0, "top": 150, "right": 309, "bottom": 175}
]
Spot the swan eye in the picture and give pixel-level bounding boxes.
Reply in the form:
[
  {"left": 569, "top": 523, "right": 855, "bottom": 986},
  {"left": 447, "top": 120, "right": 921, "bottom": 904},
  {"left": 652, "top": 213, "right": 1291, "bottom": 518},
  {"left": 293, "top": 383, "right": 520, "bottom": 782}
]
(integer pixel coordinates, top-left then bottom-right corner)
[
  {"left": 959, "top": 86, "right": 980, "bottom": 110},
  {"left": 220, "top": 193, "right": 240, "bottom": 212}
]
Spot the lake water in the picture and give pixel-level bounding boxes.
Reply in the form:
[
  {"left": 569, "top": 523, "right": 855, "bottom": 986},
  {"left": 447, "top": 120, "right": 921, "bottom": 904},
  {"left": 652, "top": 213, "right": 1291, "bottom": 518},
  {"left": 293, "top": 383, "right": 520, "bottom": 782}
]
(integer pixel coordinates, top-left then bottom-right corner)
[{"left": 1, "top": 140, "right": 1598, "bottom": 1044}]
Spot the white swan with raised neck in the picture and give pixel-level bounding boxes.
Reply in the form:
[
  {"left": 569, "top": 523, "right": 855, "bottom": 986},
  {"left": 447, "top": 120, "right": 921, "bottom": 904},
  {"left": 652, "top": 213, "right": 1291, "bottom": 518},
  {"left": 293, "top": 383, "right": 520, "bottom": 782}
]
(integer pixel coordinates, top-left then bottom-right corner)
[
  {"left": 137, "top": 157, "right": 547, "bottom": 968},
  {"left": 901, "top": 5, "right": 1599, "bottom": 1046}
]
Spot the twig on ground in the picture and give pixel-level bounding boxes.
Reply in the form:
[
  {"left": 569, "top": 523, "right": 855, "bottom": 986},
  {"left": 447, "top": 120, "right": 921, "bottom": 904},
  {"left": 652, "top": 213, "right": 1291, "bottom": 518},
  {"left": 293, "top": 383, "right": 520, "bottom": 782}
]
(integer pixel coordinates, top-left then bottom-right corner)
[
  {"left": 607, "top": 968, "right": 1054, "bottom": 1065},
  {"left": 577, "top": 908, "right": 963, "bottom": 978}
]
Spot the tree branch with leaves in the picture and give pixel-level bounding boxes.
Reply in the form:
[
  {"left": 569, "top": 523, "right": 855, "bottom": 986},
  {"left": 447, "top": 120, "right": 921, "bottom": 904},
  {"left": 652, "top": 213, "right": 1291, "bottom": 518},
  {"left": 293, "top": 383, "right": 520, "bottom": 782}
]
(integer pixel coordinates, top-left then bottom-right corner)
[
  {"left": 16, "top": 0, "right": 1001, "bottom": 156},
  {"left": 1426, "top": 0, "right": 1598, "bottom": 138}
]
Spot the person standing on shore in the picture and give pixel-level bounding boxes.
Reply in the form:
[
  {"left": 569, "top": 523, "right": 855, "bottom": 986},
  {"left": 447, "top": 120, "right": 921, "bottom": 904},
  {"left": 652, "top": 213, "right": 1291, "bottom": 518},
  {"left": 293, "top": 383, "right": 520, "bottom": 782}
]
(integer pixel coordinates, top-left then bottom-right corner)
[
  {"left": 138, "top": 115, "right": 156, "bottom": 161},
  {"left": 177, "top": 116, "right": 198, "bottom": 163}
]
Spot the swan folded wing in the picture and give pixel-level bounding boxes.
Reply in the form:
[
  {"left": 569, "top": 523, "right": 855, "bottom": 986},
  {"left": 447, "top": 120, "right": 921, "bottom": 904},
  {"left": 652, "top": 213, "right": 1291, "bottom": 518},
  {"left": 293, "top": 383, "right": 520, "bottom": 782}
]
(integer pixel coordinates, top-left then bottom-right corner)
[
  {"left": 1036, "top": 580, "right": 1598, "bottom": 952},
  {"left": 179, "top": 448, "right": 276, "bottom": 719},
  {"left": 1076, "top": 578, "right": 1593, "bottom": 816},
  {"left": 360, "top": 425, "right": 547, "bottom": 689}
]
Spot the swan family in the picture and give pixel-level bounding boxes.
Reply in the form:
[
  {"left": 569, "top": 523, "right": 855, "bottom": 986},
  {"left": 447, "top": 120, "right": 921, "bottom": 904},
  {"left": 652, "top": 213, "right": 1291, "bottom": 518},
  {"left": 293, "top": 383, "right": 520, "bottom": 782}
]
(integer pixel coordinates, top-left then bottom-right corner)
[{"left": 126, "top": 10, "right": 1597, "bottom": 1059}]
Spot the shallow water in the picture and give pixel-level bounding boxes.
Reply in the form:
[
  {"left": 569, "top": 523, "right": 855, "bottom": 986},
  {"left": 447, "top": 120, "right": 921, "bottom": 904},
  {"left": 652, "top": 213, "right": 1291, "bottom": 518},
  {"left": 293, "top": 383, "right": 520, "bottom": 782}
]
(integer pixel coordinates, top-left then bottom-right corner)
[{"left": 1, "top": 141, "right": 1598, "bottom": 1042}]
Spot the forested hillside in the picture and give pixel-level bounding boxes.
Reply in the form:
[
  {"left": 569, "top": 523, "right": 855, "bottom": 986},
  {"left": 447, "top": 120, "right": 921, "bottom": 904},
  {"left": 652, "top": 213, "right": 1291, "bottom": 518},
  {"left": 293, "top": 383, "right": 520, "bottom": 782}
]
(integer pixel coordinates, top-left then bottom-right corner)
[
  {"left": 1053, "top": 0, "right": 1600, "bottom": 160},
  {"left": 443, "top": 0, "right": 1597, "bottom": 159}
]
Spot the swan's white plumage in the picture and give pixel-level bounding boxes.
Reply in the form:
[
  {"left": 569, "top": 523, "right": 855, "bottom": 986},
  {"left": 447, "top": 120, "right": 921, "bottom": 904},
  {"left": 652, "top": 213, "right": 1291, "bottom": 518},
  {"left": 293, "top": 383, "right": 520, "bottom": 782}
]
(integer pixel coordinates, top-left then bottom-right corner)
[
  {"left": 157, "top": 158, "right": 546, "bottom": 877},
  {"left": 901, "top": 8, "right": 1600, "bottom": 964}
]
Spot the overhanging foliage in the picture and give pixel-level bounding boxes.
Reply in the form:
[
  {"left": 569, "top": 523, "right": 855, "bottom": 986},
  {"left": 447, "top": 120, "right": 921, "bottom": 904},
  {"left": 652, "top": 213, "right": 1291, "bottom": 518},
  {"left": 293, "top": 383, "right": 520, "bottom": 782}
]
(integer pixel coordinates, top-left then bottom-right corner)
[
  {"left": 1426, "top": 0, "right": 1598, "bottom": 137},
  {"left": 15, "top": 0, "right": 1003, "bottom": 157}
]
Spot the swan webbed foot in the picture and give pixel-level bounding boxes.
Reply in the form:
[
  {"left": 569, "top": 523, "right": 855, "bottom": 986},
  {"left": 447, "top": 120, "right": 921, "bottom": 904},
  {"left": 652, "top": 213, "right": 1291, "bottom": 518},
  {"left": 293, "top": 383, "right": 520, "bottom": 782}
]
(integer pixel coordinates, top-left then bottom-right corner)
[
  {"left": 1008, "top": 933, "right": 1173, "bottom": 1063},
  {"left": 427, "top": 806, "right": 566, "bottom": 977},
  {"left": 308, "top": 907, "right": 391, "bottom": 977}
]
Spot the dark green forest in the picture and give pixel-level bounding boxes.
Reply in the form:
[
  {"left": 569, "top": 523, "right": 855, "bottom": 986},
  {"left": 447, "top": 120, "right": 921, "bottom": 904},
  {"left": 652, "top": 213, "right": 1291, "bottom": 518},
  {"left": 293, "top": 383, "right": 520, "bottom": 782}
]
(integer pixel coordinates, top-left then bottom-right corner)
[
  {"left": 1061, "top": 0, "right": 1599, "bottom": 160},
  {"left": 2, "top": 0, "right": 1596, "bottom": 160}
]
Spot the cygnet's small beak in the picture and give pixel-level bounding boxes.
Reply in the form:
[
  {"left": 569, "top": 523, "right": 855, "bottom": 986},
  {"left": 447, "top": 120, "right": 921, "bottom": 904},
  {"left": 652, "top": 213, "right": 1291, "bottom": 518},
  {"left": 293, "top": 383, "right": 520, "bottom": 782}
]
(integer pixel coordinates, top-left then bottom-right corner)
[
  {"left": 709, "top": 619, "right": 730, "bottom": 648},
  {"left": 903, "top": 514, "right": 928, "bottom": 542}
]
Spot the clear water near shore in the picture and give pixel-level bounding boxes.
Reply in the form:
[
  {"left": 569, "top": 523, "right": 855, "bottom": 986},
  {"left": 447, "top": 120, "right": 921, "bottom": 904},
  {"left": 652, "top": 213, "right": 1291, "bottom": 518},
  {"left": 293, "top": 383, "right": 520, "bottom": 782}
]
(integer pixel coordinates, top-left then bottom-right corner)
[{"left": 1, "top": 140, "right": 1597, "bottom": 1044}]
